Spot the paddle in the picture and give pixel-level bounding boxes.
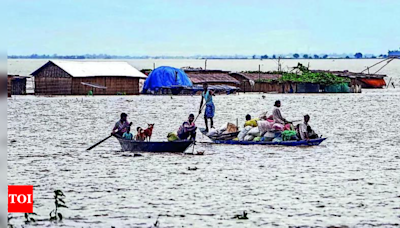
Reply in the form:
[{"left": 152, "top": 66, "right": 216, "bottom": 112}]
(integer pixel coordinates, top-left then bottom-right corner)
[
  {"left": 86, "top": 134, "right": 113, "bottom": 151},
  {"left": 194, "top": 103, "right": 206, "bottom": 123},
  {"left": 186, "top": 104, "right": 206, "bottom": 154}
]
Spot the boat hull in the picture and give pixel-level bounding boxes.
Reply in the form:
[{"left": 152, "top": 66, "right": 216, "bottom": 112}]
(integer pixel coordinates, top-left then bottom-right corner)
[
  {"left": 117, "top": 138, "right": 193, "bottom": 152},
  {"left": 212, "top": 138, "right": 327, "bottom": 146}
]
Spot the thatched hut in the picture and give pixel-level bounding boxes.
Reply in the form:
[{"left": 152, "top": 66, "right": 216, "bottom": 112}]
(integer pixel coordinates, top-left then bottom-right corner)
[{"left": 31, "top": 60, "right": 147, "bottom": 95}]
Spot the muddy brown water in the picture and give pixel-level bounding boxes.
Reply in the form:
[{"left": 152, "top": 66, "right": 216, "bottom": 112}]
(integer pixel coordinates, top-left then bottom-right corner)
[{"left": 7, "top": 89, "right": 400, "bottom": 227}]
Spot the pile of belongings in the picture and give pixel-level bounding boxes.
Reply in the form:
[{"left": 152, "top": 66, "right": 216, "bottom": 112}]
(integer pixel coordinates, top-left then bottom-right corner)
[
  {"left": 234, "top": 113, "right": 299, "bottom": 142},
  {"left": 205, "top": 123, "right": 239, "bottom": 140}
]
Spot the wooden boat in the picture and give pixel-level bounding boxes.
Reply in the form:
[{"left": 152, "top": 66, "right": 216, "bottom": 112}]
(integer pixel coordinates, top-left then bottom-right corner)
[
  {"left": 116, "top": 138, "right": 193, "bottom": 152},
  {"left": 211, "top": 138, "right": 327, "bottom": 146}
]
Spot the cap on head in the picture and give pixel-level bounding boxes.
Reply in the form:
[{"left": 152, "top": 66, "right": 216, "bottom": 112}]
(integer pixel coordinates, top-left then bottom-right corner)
[
  {"left": 121, "top": 113, "right": 128, "bottom": 119},
  {"left": 189, "top": 114, "right": 195, "bottom": 118},
  {"left": 274, "top": 100, "right": 281, "bottom": 107},
  {"left": 304, "top": 114, "right": 310, "bottom": 121}
]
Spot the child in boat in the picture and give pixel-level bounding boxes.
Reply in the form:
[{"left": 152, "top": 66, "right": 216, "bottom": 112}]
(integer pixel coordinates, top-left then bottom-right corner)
[
  {"left": 244, "top": 114, "right": 258, "bottom": 127},
  {"left": 122, "top": 127, "right": 133, "bottom": 140}
]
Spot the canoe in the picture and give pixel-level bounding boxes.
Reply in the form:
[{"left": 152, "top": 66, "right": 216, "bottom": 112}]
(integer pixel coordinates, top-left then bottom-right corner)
[
  {"left": 117, "top": 138, "right": 193, "bottom": 152},
  {"left": 211, "top": 138, "right": 327, "bottom": 146}
]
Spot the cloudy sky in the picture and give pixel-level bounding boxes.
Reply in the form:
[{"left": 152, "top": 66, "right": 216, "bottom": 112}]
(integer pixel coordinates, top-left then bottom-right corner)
[{"left": 3, "top": 0, "right": 400, "bottom": 55}]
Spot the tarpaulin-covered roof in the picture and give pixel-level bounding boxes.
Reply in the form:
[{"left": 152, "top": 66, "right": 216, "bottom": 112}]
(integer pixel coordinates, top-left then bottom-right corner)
[{"left": 142, "top": 66, "right": 193, "bottom": 93}]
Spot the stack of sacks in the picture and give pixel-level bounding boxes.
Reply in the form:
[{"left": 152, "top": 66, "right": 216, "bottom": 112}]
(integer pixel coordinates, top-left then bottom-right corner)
[
  {"left": 257, "top": 120, "right": 274, "bottom": 136},
  {"left": 244, "top": 127, "right": 260, "bottom": 141},
  {"left": 237, "top": 126, "right": 252, "bottom": 141}
]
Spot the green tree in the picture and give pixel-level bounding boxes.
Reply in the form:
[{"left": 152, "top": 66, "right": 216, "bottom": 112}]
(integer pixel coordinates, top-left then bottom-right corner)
[
  {"left": 293, "top": 53, "right": 300, "bottom": 58},
  {"left": 354, "top": 52, "right": 363, "bottom": 58}
]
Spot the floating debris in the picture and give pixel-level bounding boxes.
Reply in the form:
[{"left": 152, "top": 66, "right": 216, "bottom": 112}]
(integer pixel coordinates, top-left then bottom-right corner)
[{"left": 233, "top": 211, "right": 248, "bottom": 220}]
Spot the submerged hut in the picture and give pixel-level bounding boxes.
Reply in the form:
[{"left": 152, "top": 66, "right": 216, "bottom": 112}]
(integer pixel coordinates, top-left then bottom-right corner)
[
  {"left": 142, "top": 66, "right": 192, "bottom": 94},
  {"left": 230, "top": 72, "right": 284, "bottom": 92},
  {"left": 185, "top": 70, "right": 240, "bottom": 87},
  {"left": 31, "top": 60, "right": 147, "bottom": 95},
  {"left": 7, "top": 75, "right": 29, "bottom": 96}
]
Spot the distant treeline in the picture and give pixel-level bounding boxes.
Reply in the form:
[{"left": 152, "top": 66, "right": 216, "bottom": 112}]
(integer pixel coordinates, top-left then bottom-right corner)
[{"left": 8, "top": 53, "right": 389, "bottom": 59}]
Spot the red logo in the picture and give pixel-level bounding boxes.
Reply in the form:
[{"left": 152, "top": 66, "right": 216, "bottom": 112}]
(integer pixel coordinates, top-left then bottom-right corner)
[{"left": 8, "top": 185, "right": 33, "bottom": 213}]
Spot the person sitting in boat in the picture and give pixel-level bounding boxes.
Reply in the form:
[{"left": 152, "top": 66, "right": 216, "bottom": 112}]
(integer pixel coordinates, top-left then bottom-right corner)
[
  {"left": 297, "top": 114, "right": 318, "bottom": 140},
  {"left": 272, "top": 100, "right": 292, "bottom": 131},
  {"left": 244, "top": 114, "right": 258, "bottom": 127},
  {"left": 177, "top": 114, "right": 197, "bottom": 141},
  {"left": 112, "top": 113, "right": 132, "bottom": 137},
  {"left": 122, "top": 127, "right": 134, "bottom": 140}
]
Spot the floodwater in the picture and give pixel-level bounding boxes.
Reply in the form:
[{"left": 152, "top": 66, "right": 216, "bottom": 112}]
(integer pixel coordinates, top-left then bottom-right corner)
[{"left": 7, "top": 87, "right": 400, "bottom": 227}]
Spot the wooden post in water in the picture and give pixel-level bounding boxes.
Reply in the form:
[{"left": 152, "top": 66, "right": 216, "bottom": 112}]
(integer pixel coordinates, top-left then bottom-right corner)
[
  {"left": 205, "top": 59, "right": 207, "bottom": 70},
  {"left": 258, "top": 64, "right": 261, "bottom": 93},
  {"left": 153, "top": 63, "right": 155, "bottom": 70}
]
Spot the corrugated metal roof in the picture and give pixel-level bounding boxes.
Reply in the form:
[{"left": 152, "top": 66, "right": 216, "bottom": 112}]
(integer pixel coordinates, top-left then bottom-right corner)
[
  {"left": 187, "top": 72, "right": 240, "bottom": 84},
  {"left": 231, "top": 72, "right": 281, "bottom": 81},
  {"left": 33, "top": 60, "right": 147, "bottom": 78}
]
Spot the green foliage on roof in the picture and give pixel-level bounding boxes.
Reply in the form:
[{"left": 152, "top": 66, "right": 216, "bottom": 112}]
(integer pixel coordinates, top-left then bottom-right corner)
[{"left": 255, "top": 63, "right": 350, "bottom": 85}]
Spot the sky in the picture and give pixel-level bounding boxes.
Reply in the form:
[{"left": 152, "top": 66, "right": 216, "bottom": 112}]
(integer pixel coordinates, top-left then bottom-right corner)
[{"left": 3, "top": 0, "right": 400, "bottom": 56}]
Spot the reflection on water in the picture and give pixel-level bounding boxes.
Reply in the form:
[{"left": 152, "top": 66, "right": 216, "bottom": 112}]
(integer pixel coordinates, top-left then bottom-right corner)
[{"left": 7, "top": 89, "right": 400, "bottom": 227}]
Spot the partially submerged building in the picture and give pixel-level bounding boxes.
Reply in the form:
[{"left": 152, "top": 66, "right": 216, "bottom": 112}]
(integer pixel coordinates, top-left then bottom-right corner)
[
  {"left": 7, "top": 75, "right": 29, "bottom": 96},
  {"left": 31, "top": 60, "right": 147, "bottom": 95},
  {"left": 229, "top": 72, "right": 284, "bottom": 93},
  {"left": 185, "top": 70, "right": 240, "bottom": 87}
]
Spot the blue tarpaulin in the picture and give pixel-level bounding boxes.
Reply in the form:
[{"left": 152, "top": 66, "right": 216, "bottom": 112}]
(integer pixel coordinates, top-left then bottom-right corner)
[{"left": 142, "top": 66, "right": 193, "bottom": 94}]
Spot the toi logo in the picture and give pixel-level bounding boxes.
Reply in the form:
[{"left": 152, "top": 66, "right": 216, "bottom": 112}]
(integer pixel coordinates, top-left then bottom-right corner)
[{"left": 8, "top": 185, "right": 34, "bottom": 213}]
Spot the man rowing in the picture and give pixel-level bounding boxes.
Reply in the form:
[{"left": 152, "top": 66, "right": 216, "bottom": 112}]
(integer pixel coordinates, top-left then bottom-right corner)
[
  {"left": 111, "top": 113, "right": 132, "bottom": 137},
  {"left": 199, "top": 83, "right": 215, "bottom": 132}
]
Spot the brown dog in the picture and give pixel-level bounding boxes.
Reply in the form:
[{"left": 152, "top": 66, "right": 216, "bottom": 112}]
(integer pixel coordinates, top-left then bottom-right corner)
[{"left": 143, "top": 124, "right": 155, "bottom": 141}]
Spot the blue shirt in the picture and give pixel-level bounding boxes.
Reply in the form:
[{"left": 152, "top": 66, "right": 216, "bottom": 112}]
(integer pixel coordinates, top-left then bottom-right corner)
[
  {"left": 202, "top": 90, "right": 213, "bottom": 105},
  {"left": 122, "top": 132, "right": 133, "bottom": 140}
]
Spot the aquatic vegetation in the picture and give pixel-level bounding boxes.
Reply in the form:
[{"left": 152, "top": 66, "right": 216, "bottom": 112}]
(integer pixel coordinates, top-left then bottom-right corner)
[
  {"left": 255, "top": 63, "right": 350, "bottom": 85},
  {"left": 49, "top": 190, "right": 68, "bottom": 221}
]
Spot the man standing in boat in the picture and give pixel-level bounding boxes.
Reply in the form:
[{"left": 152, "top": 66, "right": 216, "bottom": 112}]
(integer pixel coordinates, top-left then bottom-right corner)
[
  {"left": 199, "top": 83, "right": 215, "bottom": 132},
  {"left": 111, "top": 113, "right": 132, "bottom": 137}
]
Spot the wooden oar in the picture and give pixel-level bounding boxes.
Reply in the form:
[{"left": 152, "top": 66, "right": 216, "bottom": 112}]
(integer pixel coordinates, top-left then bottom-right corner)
[
  {"left": 194, "top": 103, "right": 206, "bottom": 123},
  {"left": 86, "top": 134, "right": 113, "bottom": 151}
]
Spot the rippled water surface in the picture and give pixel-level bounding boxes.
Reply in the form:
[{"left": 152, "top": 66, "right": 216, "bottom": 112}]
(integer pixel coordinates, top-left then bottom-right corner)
[{"left": 7, "top": 86, "right": 400, "bottom": 227}]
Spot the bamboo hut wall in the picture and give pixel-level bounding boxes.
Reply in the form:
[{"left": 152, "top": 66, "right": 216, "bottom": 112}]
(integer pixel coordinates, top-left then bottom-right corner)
[
  {"left": 7, "top": 76, "right": 12, "bottom": 97},
  {"left": 71, "top": 77, "right": 140, "bottom": 95},
  {"left": 11, "top": 78, "right": 27, "bottom": 95},
  {"left": 33, "top": 63, "right": 73, "bottom": 95},
  {"left": 34, "top": 77, "right": 72, "bottom": 95}
]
